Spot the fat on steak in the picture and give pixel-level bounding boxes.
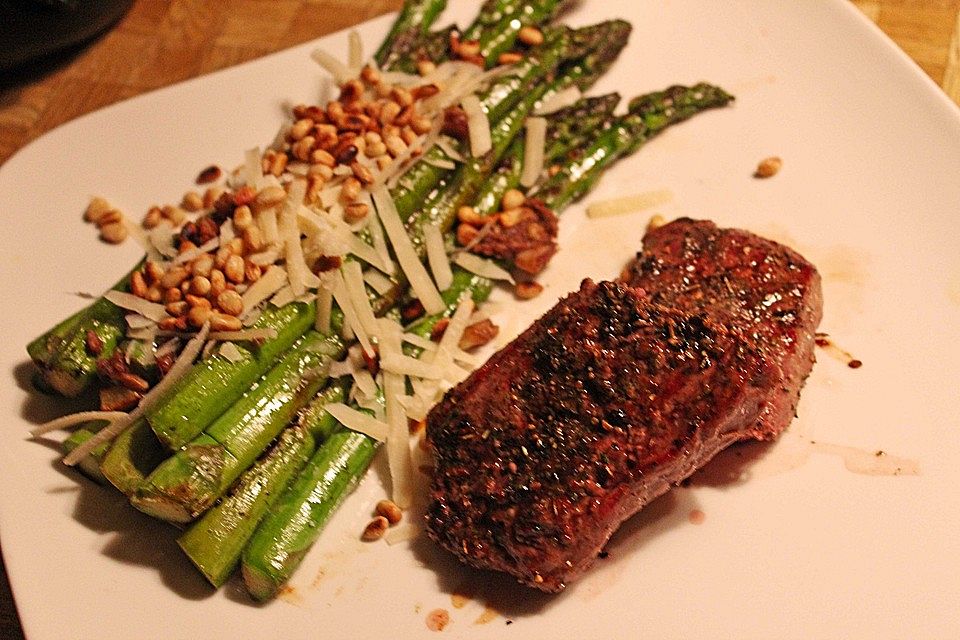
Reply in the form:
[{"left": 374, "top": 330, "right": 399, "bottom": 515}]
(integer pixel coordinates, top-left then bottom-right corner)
[{"left": 424, "top": 218, "right": 822, "bottom": 592}]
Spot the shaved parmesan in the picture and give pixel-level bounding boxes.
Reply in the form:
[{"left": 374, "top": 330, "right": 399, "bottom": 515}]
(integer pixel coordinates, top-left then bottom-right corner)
[
  {"left": 342, "top": 262, "right": 379, "bottom": 337},
  {"left": 310, "top": 48, "right": 350, "bottom": 84},
  {"left": 244, "top": 147, "right": 263, "bottom": 186},
  {"left": 351, "top": 368, "right": 378, "bottom": 399},
  {"left": 31, "top": 411, "right": 128, "bottom": 437},
  {"left": 364, "top": 198, "right": 396, "bottom": 275},
  {"left": 173, "top": 237, "right": 219, "bottom": 265},
  {"left": 423, "top": 224, "right": 453, "bottom": 292},
  {"left": 380, "top": 353, "right": 443, "bottom": 380},
  {"left": 461, "top": 94, "right": 491, "bottom": 157},
  {"left": 208, "top": 328, "right": 278, "bottom": 342},
  {"left": 247, "top": 247, "right": 281, "bottom": 266},
  {"left": 363, "top": 269, "right": 394, "bottom": 296},
  {"left": 315, "top": 287, "right": 333, "bottom": 335},
  {"left": 435, "top": 136, "right": 465, "bottom": 163},
  {"left": 218, "top": 342, "right": 244, "bottom": 363},
  {"left": 241, "top": 265, "right": 288, "bottom": 314},
  {"left": 371, "top": 186, "right": 445, "bottom": 314},
  {"left": 258, "top": 207, "right": 280, "bottom": 245},
  {"left": 402, "top": 332, "right": 438, "bottom": 352},
  {"left": 331, "top": 270, "right": 375, "bottom": 357},
  {"left": 147, "top": 221, "right": 178, "bottom": 258},
  {"left": 325, "top": 403, "right": 389, "bottom": 441},
  {"left": 347, "top": 30, "right": 363, "bottom": 71},
  {"left": 384, "top": 369, "right": 414, "bottom": 508},
  {"left": 586, "top": 189, "right": 674, "bottom": 219},
  {"left": 105, "top": 291, "right": 168, "bottom": 321},
  {"left": 125, "top": 313, "right": 156, "bottom": 330},
  {"left": 534, "top": 85, "right": 582, "bottom": 115},
  {"left": 453, "top": 252, "right": 515, "bottom": 283},
  {"left": 520, "top": 116, "right": 547, "bottom": 188}
]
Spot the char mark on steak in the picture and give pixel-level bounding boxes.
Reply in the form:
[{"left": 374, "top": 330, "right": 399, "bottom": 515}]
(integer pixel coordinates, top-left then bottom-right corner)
[{"left": 424, "top": 218, "right": 822, "bottom": 592}]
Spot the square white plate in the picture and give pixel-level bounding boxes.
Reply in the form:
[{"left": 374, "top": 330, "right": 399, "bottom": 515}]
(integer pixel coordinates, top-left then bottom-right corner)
[{"left": 1, "top": 1, "right": 958, "bottom": 638}]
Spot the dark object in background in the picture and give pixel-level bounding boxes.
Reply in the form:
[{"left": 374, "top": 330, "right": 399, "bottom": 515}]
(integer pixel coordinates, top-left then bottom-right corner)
[{"left": 0, "top": 0, "right": 134, "bottom": 73}]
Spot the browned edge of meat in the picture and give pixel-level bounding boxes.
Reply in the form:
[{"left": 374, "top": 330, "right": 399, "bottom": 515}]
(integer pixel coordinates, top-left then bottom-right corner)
[{"left": 424, "top": 219, "right": 822, "bottom": 593}]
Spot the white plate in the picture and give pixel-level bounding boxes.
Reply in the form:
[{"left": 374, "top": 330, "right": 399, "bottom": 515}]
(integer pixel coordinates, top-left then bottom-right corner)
[{"left": 2, "top": 1, "right": 959, "bottom": 638}]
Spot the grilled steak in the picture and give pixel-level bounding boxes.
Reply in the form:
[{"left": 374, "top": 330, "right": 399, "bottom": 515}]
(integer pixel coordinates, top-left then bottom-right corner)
[{"left": 424, "top": 219, "right": 822, "bottom": 592}]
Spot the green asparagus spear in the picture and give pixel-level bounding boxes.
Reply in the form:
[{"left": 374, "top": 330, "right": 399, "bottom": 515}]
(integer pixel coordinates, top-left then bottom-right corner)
[
  {"left": 241, "top": 426, "right": 377, "bottom": 601},
  {"left": 99, "top": 418, "right": 169, "bottom": 495},
  {"left": 533, "top": 83, "right": 735, "bottom": 211},
  {"left": 145, "top": 301, "right": 316, "bottom": 450},
  {"left": 63, "top": 424, "right": 110, "bottom": 485},
  {"left": 178, "top": 423, "right": 315, "bottom": 587},
  {"left": 374, "top": 0, "right": 448, "bottom": 69},
  {"left": 132, "top": 331, "right": 345, "bottom": 523},
  {"left": 461, "top": 0, "right": 525, "bottom": 41},
  {"left": 477, "top": 0, "right": 566, "bottom": 67}
]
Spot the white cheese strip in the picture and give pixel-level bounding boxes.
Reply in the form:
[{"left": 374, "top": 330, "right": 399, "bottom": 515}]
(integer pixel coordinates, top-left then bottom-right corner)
[
  {"left": 363, "top": 269, "right": 394, "bottom": 296},
  {"left": 31, "top": 411, "right": 128, "bottom": 437},
  {"left": 453, "top": 252, "right": 515, "bottom": 283},
  {"left": 241, "top": 265, "right": 288, "bottom": 315},
  {"left": 347, "top": 30, "right": 363, "bottom": 72},
  {"left": 105, "top": 291, "right": 168, "bottom": 321},
  {"left": 520, "top": 116, "right": 547, "bottom": 188},
  {"left": 172, "top": 237, "right": 219, "bottom": 265},
  {"left": 380, "top": 353, "right": 443, "bottom": 380},
  {"left": 310, "top": 48, "right": 351, "bottom": 84},
  {"left": 341, "top": 261, "right": 379, "bottom": 338},
  {"left": 330, "top": 270, "right": 375, "bottom": 357},
  {"left": 325, "top": 403, "right": 389, "bottom": 441},
  {"left": 371, "top": 185, "right": 445, "bottom": 314},
  {"left": 586, "top": 189, "right": 674, "bottom": 219},
  {"left": 244, "top": 147, "right": 263, "bottom": 186},
  {"left": 315, "top": 287, "right": 333, "bottom": 335},
  {"left": 423, "top": 223, "right": 454, "bottom": 292},
  {"left": 461, "top": 94, "right": 492, "bottom": 157}
]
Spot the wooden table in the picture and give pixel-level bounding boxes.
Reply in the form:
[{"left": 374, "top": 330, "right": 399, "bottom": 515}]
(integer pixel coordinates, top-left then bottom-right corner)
[{"left": 1, "top": 1, "right": 958, "bottom": 637}]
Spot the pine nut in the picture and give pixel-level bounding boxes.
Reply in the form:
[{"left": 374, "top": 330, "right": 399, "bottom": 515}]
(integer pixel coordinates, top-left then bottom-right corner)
[
  {"left": 98, "top": 209, "right": 123, "bottom": 226},
  {"left": 518, "top": 26, "right": 544, "bottom": 46},
  {"left": 344, "top": 202, "right": 370, "bottom": 224},
  {"left": 340, "top": 177, "right": 361, "bottom": 203},
  {"left": 416, "top": 60, "right": 436, "bottom": 76},
  {"left": 351, "top": 161, "right": 374, "bottom": 185},
  {"left": 185, "top": 294, "right": 211, "bottom": 309},
  {"left": 214, "top": 246, "right": 232, "bottom": 269},
  {"left": 161, "top": 205, "right": 187, "bottom": 226},
  {"left": 400, "top": 126, "right": 418, "bottom": 146},
  {"left": 291, "top": 136, "right": 315, "bottom": 162},
  {"left": 146, "top": 286, "right": 163, "bottom": 303},
  {"left": 379, "top": 101, "right": 401, "bottom": 125},
  {"left": 390, "top": 87, "right": 413, "bottom": 107},
  {"left": 244, "top": 260, "right": 262, "bottom": 283},
  {"left": 142, "top": 206, "right": 163, "bottom": 229},
  {"left": 164, "top": 287, "right": 182, "bottom": 303},
  {"left": 84, "top": 197, "right": 112, "bottom": 223},
  {"left": 411, "top": 116, "right": 433, "bottom": 135},
  {"left": 160, "top": 266, "right": 190, "bottom": 289},
  {"left": 457, "top": 205, "right": 485, "bottom": 225},
  {"left": 310, "top": 148, "right": 336, "bottom": 168},
  {"left": 181, "top": 191, "right": 204, "bottom": 212},
  {"left": 227, "top": 237, "right": 245, "bottom": 256},
  {"left": 360, "top": 65, "right": 381, "bottom": 85},
  {"left": 242, "top": 226, "right": 264, "bottom": 253},
  {"left": 754, "top": 156, "right": 782, "bottom": 178},
  {"left": 210, "top": 269, "right": 226, "bottom": 297},
  {"left": 130, "top": 271, "right": 148, "bottom": 298},
  {"left": 361, "top": 516, "right": 389, "bottom": 541},
  {"left": 501, "top": 188, "right": 525, "bottom": 210},
  {"left": 384, "top": 135, "right": 407, "bottom": 157},
  {"left": 187, "top": 306, "right": 211, "bottom": 328},
  {"left": 145, "top": 261, "right": 165, "bottom": 283},
  {"left": 499, "top": 207, "right": 523, "bottom": 227},
  {"left": 457, "top": 223, "right": 479, "bottom": 246},
  {"left": 190, "top": 276, "right": 211, "bottom": 297},
  {"left": 268, "top": 151, "right": 288, "bottom": 176},
  {"left": 256, "top": 185, "right": 287, "bottom": 208},
  {"left": 289, "top": 118, "right": 314, "bottom": 141},
  {"left": 514, "top": 281, "right": 544, "bottom": 299},
  {"left": 165, "top": 301, "right": 188, "bottom": 317},
  {"left": 375, "top": 499, "right": 403, "bottom": 525},
  {"left": 232, "top": 205, "right": 253, "bottom": 231},
  {"left": 209, "top": 312, "right": 242, "bottom": 332},
  {"left": 217, "top": 290, "right": 243, "bottom": 316},
  {"left": 457, "top": 40, "right": 481, "bottom": 57},
  {"left": 202, "top": 186, "right": 225, "bottom": 209},
  {"left": 365, "top": 141, "right": 387, "bottom": 158},
  {"left": 224, "top": 255, "right": 245, "bottom": 283},
  {"left": 498, "top": 51, "right": 523, "bottom": 65}
]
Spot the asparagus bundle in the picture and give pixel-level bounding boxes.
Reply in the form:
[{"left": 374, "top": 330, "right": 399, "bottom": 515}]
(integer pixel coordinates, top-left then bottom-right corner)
[{"left": 32, "top": 0, "right": 735, "bottom": 602}]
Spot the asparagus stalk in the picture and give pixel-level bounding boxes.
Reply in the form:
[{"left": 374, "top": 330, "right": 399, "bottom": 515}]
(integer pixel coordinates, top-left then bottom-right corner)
[
  {"left": 146, "top": 301, "right": 317, "bottom": 450},
  {"left": 374, "top": 0, "right": 448, "bottom": 69},
  {"left": 533, "top": 83, "right": 735, "bottom": 211},
  {"left": 477, "top": 0, "right": 566, "bottom": 67},
  {"left": 242, "top": 426, "right": 377, "bottom": 601},
  {"left": 132, "top": 331, "right": 345, "bottom": 523},
  {"left": 99, "top": 418, "right": 169, "bottom": 494},
  {"left": 63, "top": 424, "right": 111, "bottom": 485},
  {"left": 461, "top": 0, "right": 525, "bottom": 41},
  {"left": 240, "top": 269, "right": 489, "bottom": 600},
  {"left": 28, "top": 269, "right": 135, "bottom": 397}
]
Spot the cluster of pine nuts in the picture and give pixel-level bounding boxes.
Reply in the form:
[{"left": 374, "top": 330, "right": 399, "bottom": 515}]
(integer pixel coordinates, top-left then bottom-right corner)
[
  {"left": 449, "top": 24, "right": 544, "bottom": 66},
  {"left": 83, "top": 197, "right": 129, "bottom": 244},
  {"left": 361, "top": 499, "right": 404, "bottom": 541},
  {"left": 454, "top": 187, "right": 529, "bottom": 247},
  {"left": 128, "top": 227, "right": 263, "bottom": 333},
  {"left": 282, "top": 64, "right": 442, "bottom": 216}
]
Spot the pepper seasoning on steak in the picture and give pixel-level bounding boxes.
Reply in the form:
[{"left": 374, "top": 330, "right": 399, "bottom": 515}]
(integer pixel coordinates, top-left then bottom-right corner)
[{"left": 424, "top": 219, "right": 822, "bottom": 592}]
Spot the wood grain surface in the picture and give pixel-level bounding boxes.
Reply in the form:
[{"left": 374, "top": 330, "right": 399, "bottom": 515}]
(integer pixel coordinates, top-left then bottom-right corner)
[{"left": 1, "top": 1, "right": 958, "bottom": 637}]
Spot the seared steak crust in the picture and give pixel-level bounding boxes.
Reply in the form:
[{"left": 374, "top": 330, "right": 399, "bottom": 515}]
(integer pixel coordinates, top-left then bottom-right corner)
[
  {"left": 425, "top": 219, "right": 822, "bottom": 592},
  {"left": 623, "top": 218, "right": 823, "bottom": 440}
]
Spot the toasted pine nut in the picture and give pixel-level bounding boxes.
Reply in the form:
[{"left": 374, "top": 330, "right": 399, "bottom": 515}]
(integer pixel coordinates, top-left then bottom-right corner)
[
  {"left": 187, "top": 306, "right": 211, "bottom": 328},
  {"left": 499, "top": 207, "right": 524, "bottom": 227},
  {"left": 217, "top": 290, "right": 243, "bottom": 316},
  {"left": 362, "top": 516, "right": 389, "bottom": 541},
  {"left": 181, "top": 191, "right": 204, "bottom": 212},
  {"left": 411, "top": 116, "right": 433, "bottom": 135},
  {"left": 161, "top": 205, "right": 187, "bottom": 226},
  {"left": 360, "top": 65, "right": 381, "bottom": 85},
  {"left": 340, "top": 177, "right": 362, "bottom": 203},
  {"left": 210, "top": 269, "right": 227, "bottom": 297},
  {"left": 514, "top": 281, "right": 544, "bottom": 299},
  {"left": 145, "top": 261, "right": 165, "bottom": 283},
  {"left": 164, "top": 287, "right": 182, "bottom": 303},
  {"left": 209, "top": 312, "right": 242, "bottom": 332},
  {"left": 242, "top": 226, "right": 264, "bottom": 253},
  {"left": 268, "top": 152, "right": 288, "bottom": 176},
  {"left": 289, "top": 118, "right": 314, "bottom": 141},
  {"left": 146, "top": 286, "right": 163, "bottom": 303},
  {"left": 130, "top": 271, "right": 148, "bottom": 298},
  {"left": 291, "top": 136, "right": 315, "bottom": 162},
  {"left": 518, "top": 26, "right": 544, "bottom": 46},
  {"left": 224, "top": 255, "right": 245, "bottom": 283},
  {"left": 344, "top": 202, "right": 370, "bottom": 224},
  {"left": 457, "top": 205, "right": 485, "bottom": 225},
  {"left": 498, "top": 51, "right": 523, "bottom": 65},
  {"left": 84, "top": 197, "right": 112, "bottom": 223},
  {"left": 416, "top": 59, "right": 436, "bottom": 76},
  {"left": 310, "top": 148, "right": 336, "bottom": 167},
  {"left": 384, "top": 135, "right": 407, "bottom": 157},
  {"left": 390, "top": 87, "right": 413, "bottom": 108},
  {"left": 501, "top": 188, "right": 526, "bottom": 211},
  {"left": 142, "top": 206, "right": 163, "bottom": 229},
  {"left": 255, "top": 185, "right": 287, "bottom": 208},
  {"left": 351, "top": 161, "right": 374, "bottom": 185},
  {"left": 165, "top": 301, "right": 188, "bottom": 317},
  {"left": 232, "top": 205, "right": 253, "bottom": 231},
  {"left": 375, "top": 500, "right": 403, "bottom": 525},
  {"left": 754, "top": 156, "right": 782, "bottom": 178},
  {"left": 185, "top": 294, "right": 211, "bottom": 309},
  {"left": 457, "top": 40, "right": 481, "bottom": 57},
  {"left": 190, "top": 275, "right": 211, "bottom": 297},
  {"left": 160, "top": 266, "right": 190, "bottom": 289},
  {"left": 457, "top": 223, "right": 479, "bottom": 246},
  {"left": 244, "top": 260, "right": 262, "bottom": 283}
]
